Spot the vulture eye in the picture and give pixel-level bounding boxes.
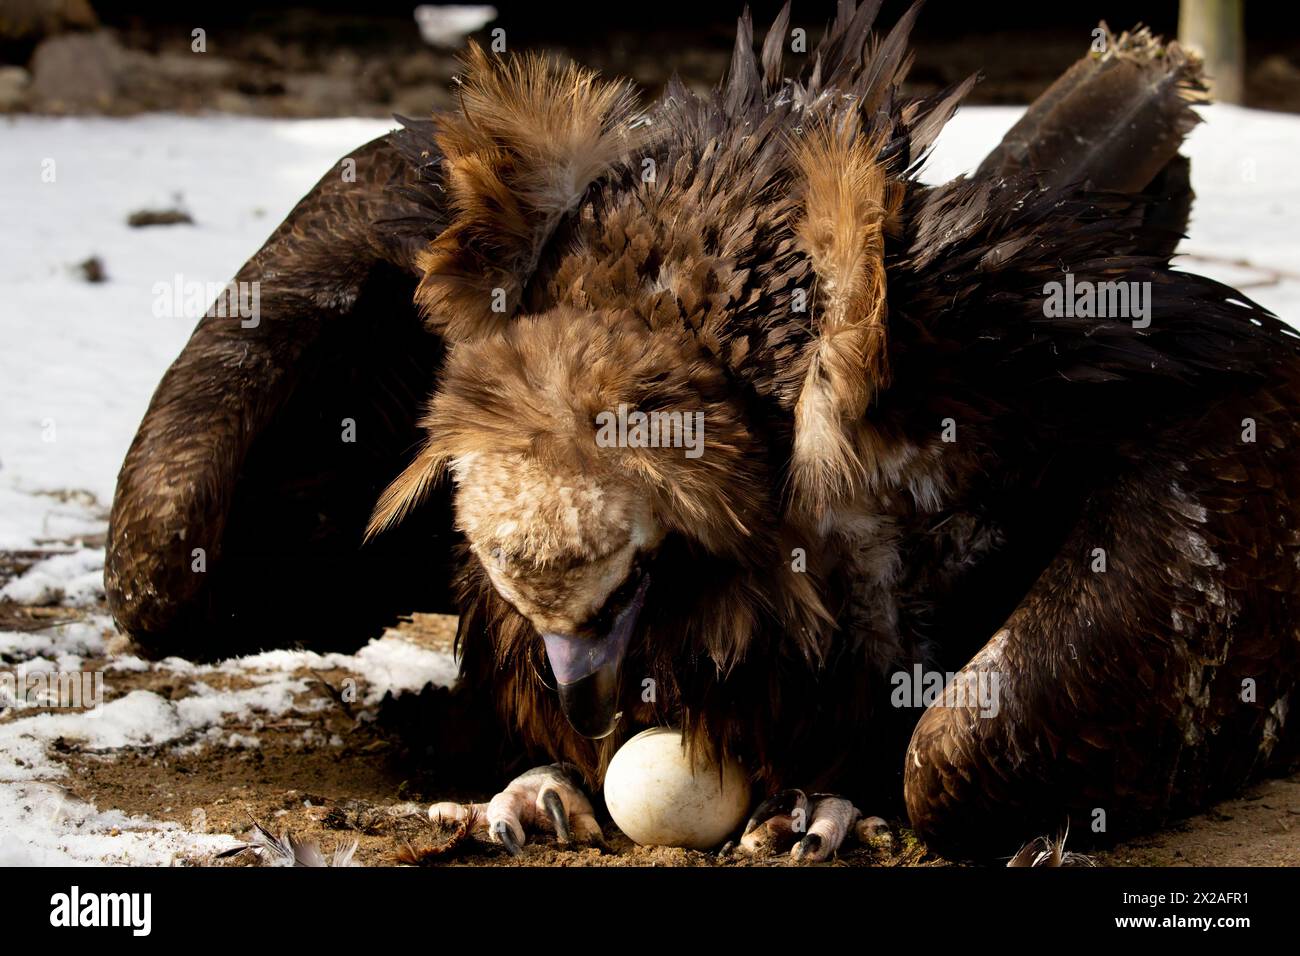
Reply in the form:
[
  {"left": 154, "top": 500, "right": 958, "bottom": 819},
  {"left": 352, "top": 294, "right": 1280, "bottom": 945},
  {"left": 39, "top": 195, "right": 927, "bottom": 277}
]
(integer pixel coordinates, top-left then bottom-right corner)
[{"left": 481, "top": 545, "right": 524, "bottom": 573}]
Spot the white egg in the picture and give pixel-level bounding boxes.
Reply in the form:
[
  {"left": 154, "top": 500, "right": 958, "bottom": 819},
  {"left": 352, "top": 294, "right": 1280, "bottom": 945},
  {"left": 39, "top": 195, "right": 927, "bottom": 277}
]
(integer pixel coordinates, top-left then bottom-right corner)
[{"left": 603, "top": 727, "right": 751, "bottom": 849}]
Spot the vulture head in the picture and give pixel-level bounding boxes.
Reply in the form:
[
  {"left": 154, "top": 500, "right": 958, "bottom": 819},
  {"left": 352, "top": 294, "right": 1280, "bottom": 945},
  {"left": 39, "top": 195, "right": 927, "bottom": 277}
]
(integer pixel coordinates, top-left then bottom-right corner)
[
  {"left": 357, "top": 28, "right": 909, "bottom": 757},
  {"left": 366, "top": 305, "right": 783, "bottom": 738}
]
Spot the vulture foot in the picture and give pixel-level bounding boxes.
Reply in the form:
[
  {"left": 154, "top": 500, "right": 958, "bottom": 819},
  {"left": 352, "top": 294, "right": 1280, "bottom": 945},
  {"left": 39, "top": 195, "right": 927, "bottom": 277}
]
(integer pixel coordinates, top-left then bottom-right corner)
[
  {"left": 738, "top": 790, "right": 861, "bottom": 863},
  {"left": 429, "top": 763, "right": 604, "bottom": 857}
]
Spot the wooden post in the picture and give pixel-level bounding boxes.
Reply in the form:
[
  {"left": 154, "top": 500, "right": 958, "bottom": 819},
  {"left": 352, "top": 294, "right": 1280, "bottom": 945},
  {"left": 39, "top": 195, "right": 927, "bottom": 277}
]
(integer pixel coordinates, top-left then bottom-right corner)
[{"left": 1179, "top": 0, "right": 1246, "bottom": 104}]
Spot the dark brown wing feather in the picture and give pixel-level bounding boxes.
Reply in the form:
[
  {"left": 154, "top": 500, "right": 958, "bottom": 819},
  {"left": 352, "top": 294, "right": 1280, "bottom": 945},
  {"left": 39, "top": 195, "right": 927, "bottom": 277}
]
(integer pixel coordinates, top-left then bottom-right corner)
[
  {"left": 105, "top": 134, "right": 457, "bottom": 659},
  {"left": 975, "top": 24, "right": 1207, "bottom": 195},
  {"left": 904, "top": 373, "right": 1300, "bottom": 855},
  {"left": 891, "top": 22, "right": 1300, "bottom": 855}
]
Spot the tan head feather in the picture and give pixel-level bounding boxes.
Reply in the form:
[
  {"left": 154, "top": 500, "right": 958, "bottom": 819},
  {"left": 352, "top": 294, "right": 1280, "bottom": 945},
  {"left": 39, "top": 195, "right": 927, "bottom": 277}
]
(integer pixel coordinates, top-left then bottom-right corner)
[
  {"left": 790, "top": 116, "right": 903, "bottom": 520},
  {"left": 364, "top": 438, "right": 446, "bottom": 541},
  {"left": 415, "top": 43, "right": 644, "bottom": 341}
]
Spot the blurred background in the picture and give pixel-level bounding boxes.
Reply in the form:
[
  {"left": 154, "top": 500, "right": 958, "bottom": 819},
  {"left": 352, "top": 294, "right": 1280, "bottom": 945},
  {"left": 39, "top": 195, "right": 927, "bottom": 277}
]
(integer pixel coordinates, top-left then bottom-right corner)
[{"left": 3, "top": 0, "right": 1300, "bottom": 117}]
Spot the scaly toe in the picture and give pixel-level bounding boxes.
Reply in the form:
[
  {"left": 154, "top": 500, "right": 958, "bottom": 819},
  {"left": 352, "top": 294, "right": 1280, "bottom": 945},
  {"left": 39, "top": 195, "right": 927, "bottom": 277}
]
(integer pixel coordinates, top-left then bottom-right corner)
[
  {"left": 789, "top": 795, "right": 860, "bottom": 863},
  {"left": 739, "top": 789, "right": 809, "bottom": 855}
]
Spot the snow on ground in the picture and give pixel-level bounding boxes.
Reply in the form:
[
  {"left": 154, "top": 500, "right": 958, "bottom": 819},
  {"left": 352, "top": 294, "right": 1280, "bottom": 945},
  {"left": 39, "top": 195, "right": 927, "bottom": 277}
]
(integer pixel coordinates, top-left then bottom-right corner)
[
  {"left": 1, "top": 548, "right": 105, "bottom": 606},
  {"left": 0, "top": 115, "right": 394, "bottom": 547},
  {"left": 0, "top": 595, "right": 456, "bottom": 863},
  {"left": 1, "top": 105, "right": 1298, "bottom": 864}
]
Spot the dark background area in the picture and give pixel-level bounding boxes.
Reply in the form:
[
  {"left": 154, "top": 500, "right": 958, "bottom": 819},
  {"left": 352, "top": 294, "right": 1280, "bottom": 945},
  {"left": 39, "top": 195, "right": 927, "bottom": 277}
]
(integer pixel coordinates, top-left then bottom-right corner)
[
  {"left": 4, "top": 0, "right": 1300, "bottom": 115},
  {"left": 78, "top": 0, "right": 1300, "bottom": 37}
]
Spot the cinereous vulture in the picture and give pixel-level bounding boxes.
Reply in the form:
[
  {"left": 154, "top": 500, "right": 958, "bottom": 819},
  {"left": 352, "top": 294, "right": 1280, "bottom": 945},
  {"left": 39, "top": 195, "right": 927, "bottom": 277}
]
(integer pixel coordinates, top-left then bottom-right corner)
[{"left": 105, "top": 2, "right": 1300, "bottom": 861}]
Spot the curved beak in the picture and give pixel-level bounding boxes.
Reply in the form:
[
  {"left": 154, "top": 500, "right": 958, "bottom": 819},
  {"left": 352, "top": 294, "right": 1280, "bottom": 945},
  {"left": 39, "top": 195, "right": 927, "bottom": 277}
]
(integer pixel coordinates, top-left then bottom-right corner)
[{"left": 541, "top": 574, "right": 649, "bottom": 739}]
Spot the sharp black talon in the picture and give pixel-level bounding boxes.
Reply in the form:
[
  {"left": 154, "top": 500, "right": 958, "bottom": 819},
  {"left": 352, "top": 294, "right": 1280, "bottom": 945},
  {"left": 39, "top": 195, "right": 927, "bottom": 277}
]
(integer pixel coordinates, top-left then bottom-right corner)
[
  {"left": 491, "top": 820, "right": 524, "bottom": 857},
  {"left": 743, "top": 788, "right": 808, "bottom": 835},
  {"left": 540, "top": 788, "right": 572, "bottom": 844},
  {"left": 792, "top": 833, "right": 823, "bottom": 862}
]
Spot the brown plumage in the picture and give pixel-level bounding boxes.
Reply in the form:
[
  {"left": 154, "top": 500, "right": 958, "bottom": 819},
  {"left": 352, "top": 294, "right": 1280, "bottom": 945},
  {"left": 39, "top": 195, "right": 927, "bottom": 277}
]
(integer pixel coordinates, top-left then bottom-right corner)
[
  {"left": 106, "top": 4, "right": 1300, "bottom": 859},
  {"left": 791, "top": 120, "right": 902, "bottom": 521},
  {"left": 414, "top": 43, "right": 644, "bottom": 340}
]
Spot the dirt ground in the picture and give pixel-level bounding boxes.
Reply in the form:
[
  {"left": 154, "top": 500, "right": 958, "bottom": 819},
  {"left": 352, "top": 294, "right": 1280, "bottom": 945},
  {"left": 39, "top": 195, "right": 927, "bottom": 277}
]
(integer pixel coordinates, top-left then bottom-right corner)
[
  {"left": 3, "top": 563, "right": 1299, "bottom": 867},
  {"left": 42, "top": 609, "right": 947, "bottom": 868}
]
